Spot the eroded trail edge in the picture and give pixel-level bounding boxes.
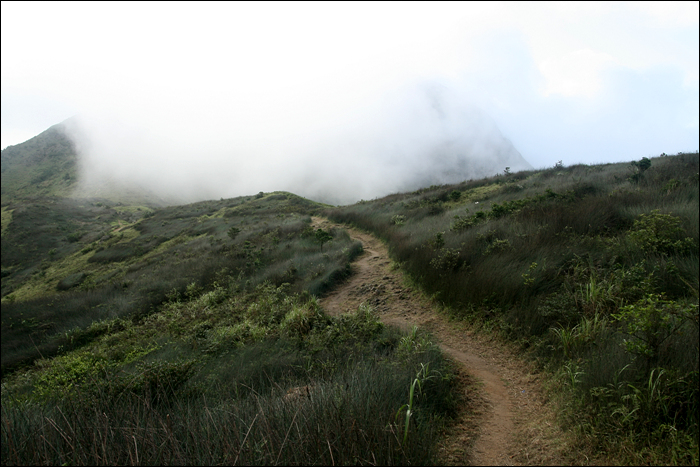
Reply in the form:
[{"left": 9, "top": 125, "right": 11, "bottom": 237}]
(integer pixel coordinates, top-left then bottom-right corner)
[{"left": 313, "top": 217, "right": 570, "bottom": 466}]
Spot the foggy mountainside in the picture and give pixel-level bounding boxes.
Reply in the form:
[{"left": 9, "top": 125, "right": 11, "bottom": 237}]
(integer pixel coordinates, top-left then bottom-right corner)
[
  {"left": 2, "top": 87, "right": 532, "bottom": 207},
  {"left": 1, "top": 115, "right": 698, "bottom": 465},
  {"left": 57, "top": 84, "right": 532, "bottom": 206},
  {"left": 1, "top": 124, "right": 77, "bottom": 202},
  {"left": 2, "top": 3, "right": 698, "bottom": 465},
  {"left": 1, "top": 122, "right": 174, "bottom": 207},
  {"left": 0, "top": 117, "right": 462, "bottom": 465}
]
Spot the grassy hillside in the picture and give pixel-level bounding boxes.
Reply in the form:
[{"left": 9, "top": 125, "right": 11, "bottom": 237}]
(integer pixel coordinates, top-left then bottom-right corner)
[
  {"left": 1, "top": 190, "right": 461, "bottom": 465},
  {"left": 2, "top": 286, "right": 458, "bottom": 465},
  {"left": 1, "top": 191, "right": 353, "bottom": 374},
  {"left": 2, "top": 122, "right": 464, "bottom": 464},
  {"left": 326, "top": 152, "right": 699, "bottom": 465},
  {"left": 2, "top": 145, "right": 697, "bottom": 464},
  {"left": 1, "top": 197, "right": 149, "bottom": 298}
]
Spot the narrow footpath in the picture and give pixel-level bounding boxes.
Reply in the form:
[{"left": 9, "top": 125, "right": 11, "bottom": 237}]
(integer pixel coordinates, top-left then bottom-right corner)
[{"left": 312, "top": 217, "right": 578, "bottom": 466}]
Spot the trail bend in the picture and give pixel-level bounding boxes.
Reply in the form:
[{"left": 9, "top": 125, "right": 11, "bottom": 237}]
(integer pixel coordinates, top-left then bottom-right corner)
[{"left": 312, "top": 217, "right": 572, "bottom": 466}]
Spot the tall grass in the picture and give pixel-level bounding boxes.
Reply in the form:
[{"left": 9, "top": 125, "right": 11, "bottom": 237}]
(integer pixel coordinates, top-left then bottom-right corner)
[
  {"left": 2, "top": 353, "right": 451, "bottom": 465},
  {"left": 2, "top": 281, "right": 459, "bottom": 465}
]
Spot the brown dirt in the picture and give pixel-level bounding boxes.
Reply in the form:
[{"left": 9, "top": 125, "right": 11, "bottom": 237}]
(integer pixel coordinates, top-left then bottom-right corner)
[{"left": 312, "top": 217, "right": 584, "bottom": 466}]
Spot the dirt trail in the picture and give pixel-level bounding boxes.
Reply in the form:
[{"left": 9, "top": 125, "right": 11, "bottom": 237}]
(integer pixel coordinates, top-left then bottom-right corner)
[{"left": 313, "top": 217, "right": 573, "bottom": 466}]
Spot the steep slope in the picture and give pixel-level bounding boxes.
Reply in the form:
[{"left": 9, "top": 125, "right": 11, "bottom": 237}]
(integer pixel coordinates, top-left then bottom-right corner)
[{"left": 1, "top": 123, "right": 78, "bottom": 203}]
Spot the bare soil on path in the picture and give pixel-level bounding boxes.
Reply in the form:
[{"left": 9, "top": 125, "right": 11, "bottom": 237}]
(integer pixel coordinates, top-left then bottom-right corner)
[{"left": 312, "top": 217, "right": 582, "bottom": 466}]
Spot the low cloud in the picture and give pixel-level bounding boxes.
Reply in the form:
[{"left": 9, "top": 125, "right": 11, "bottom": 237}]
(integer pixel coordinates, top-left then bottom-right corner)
[
  {"left": 64, "top": 80, "right": 531, "bottom": 206},
  {"left": 4, "top": 2, "right": 696, "bottom": 193}
]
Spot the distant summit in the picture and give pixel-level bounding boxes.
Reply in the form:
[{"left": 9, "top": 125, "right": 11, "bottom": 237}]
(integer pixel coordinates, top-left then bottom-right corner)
[
  {"left": 1, "top": 122, "right": 77, "bottom": 203},
  {"left": 394, "top": 113, "right": 532, "bottom": 192}
]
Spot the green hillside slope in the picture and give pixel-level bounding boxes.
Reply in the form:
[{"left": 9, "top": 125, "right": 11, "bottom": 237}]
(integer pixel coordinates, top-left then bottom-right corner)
[
  {"left": 1, "top": 191, "right": 348, "bottom": 369},
  {"left": 1, "top": 123, "right": 78, "bottom": 202},
  {"left": 1, "top": 190, "right": 459, "bottom": 465},
  {"left": 2, "top": 121, "right": 697, "bottom": 464},
  {"left": 326, "top": 152, "right": 699, "bottom": 464}
]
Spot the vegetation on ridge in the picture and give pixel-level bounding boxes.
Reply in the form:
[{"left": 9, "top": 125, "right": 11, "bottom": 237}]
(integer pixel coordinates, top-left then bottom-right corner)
[
  {"left": 2, "top": 139, "right": 698, "bottom": 465},
  {"left": 326, "top": 152, "right": 699, "bottom": 465},
  {"left": 1, "top": 192, "right": 359, "bottom": 375},
  {"left": 1, "top": 124, "right": 78, "bottom": 203},
  {"left": 2, "top": 188, "right": 460, "bottom": 465}
]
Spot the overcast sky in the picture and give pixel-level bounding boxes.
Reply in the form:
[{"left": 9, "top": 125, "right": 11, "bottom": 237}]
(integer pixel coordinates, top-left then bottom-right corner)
[{"left": 1, "top": 2, "right": 698, "bottom": 203}]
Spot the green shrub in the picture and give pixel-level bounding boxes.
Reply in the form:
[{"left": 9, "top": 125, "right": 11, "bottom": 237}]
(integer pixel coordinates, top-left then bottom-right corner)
[
  {"left": 391, "top": 214, "right": 406, "bottom": 226},
  {"left": 629, "top": 157, "right": 652, "bottom": 183},
  {"left": 628, "top": 210, "right": 696, "bottom": 255},
  {"left": 612, "top": 294, "right": 698, "bottom": 366},
  {"left": 430, "top": 248, "right": 461, "bottom": 272},
  {"left": 314, "top": 228, "right": 332, "bottom": 251},
  {"left": 483, "top": 238, "right": 513, "bottom": 255},
  {"left": 66, "top": 231, "right": 83, "bottom": 242},
  {"left": 281, "top": 299, "right": 326, "bottom": 339}
]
